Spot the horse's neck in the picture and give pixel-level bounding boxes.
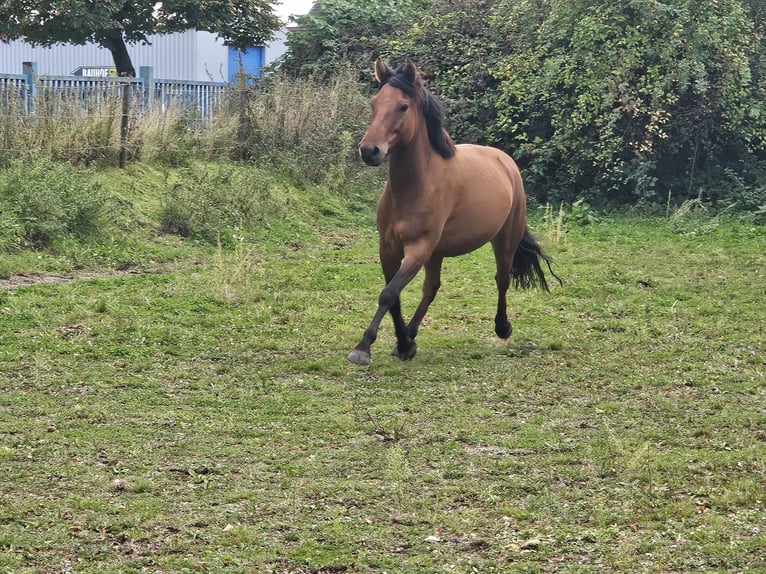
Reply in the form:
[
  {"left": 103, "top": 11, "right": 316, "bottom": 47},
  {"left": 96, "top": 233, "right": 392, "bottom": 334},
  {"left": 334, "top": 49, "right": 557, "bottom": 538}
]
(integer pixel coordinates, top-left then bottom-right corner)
[{"left": 388, "top": 127, "right": 438, "bottom": 194}]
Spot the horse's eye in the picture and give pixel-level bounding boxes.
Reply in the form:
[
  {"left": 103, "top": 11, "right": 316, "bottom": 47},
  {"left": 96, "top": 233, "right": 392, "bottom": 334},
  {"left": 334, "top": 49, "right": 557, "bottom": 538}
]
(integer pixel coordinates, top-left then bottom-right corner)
[{"left": 399, "top": 104, "right": 409, "bottom": 113}]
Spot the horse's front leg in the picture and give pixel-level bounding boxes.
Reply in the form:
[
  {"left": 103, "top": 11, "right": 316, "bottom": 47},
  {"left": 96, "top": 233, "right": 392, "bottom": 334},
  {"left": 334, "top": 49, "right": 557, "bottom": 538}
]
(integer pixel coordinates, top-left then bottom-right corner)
[
  {"left": 348, "top": 246, "right": 429, "bottom": 365},
  {"left": 388, "top": 296, "right": 413, "bottom": 359},
  {"left": 391, "top": 257, "right": 443, "bottom": 360},
  {"left": 383, "top": 255, "right": 411, "bottom": 358}
]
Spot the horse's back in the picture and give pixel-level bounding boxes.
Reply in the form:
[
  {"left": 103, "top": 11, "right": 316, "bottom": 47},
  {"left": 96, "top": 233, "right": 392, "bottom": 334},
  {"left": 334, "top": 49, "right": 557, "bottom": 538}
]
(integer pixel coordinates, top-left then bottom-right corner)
[
  {"left": 454, "top": 143, "right": 523, "bottom": 191},
  {"left": 448, "top": 143, "right": 524, "bottom": 215},
  {"left": 433, "top": 143, "right": 525, "bottom": 257}
]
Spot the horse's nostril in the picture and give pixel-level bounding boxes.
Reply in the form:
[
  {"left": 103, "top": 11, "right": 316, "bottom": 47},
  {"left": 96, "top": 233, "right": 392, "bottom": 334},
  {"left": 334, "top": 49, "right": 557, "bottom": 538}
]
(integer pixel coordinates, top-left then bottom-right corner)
[{"left": 360, "top": 143, "right": 384, "bottom": 165}]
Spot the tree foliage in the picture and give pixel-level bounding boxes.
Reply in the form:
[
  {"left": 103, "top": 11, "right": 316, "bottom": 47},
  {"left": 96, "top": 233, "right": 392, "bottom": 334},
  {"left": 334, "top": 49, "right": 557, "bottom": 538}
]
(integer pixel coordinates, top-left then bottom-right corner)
[
  {"left": 278, "top": 0, "right": 427, "bottom": 80},
  {"left": 384, "top": 0, "right": 501, "bottom": 144},
  {"left": 0, "top": 0, "right": 280, "bottom": 76},
  {"left": 491, "top": 0, "right": 766, "bottom": 206},
  {"left": 278, "top": 0, "right": 765, "bottom": 209}
]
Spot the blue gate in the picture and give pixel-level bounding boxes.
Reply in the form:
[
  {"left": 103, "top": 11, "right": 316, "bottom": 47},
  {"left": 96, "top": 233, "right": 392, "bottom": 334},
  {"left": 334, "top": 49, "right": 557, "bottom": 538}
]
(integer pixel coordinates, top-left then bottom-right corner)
[{"left": 227, "top": 46, "right": 265, "bottom": 82}]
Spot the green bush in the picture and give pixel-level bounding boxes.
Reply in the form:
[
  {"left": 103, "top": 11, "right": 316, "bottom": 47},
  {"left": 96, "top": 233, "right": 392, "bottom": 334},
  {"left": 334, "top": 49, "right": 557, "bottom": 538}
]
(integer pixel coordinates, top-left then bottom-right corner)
[
  {"left": 384, "top": 0, "right": 502, "bottom": 144},
  {"left": 722, "top": 161, "right": 766, "bottom": 218},
  {"left": 277, "top": 0, "right": 428, "bottom": 80},
  {"left": 278, "top": 0, "right": 764, "bottom": 211},
  {"left": 158, "top": 163, "right": 284, "bottom": 243},
  {"left": 489, "top": 0, "right": 766, "bottom": 207},
  {"left": 0, "top": 159, "right": 113, "bottom": 250}
]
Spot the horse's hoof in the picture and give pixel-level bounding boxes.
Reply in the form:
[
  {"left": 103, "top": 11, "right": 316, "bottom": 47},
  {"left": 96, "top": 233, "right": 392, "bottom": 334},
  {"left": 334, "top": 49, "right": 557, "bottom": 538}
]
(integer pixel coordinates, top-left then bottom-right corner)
[
  {"left": 348, "top": 349, "right": 371, "bottom": 365},
  {"left": 495, "top": 321, "right": 513, "bottom": 339},
  {"left": 392, "top": 342, "right": 417, "bottom": 361}
]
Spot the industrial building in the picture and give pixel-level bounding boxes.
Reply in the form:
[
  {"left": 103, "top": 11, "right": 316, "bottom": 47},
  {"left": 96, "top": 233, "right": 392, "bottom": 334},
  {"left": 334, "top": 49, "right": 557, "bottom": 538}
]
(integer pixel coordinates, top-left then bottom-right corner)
[{"left": 0, "top": 29, "right": 288, "bottom": 82}]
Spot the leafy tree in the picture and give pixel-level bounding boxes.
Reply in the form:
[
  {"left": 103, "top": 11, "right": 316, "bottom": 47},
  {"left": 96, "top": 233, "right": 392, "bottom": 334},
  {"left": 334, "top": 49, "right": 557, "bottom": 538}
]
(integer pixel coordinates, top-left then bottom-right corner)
[
  {"left": 280, "top": 0, "right": 503, "bottom": 140},
  {"left": 491, "top": 0, "right": 766, "bottom": 206},
  {"left": 384, "top": 0, "right": 503, "bottom": 144},
  {"left": 277, "top": 0, "right": 428, "bottom": 80},
  {"left": 0, "top": 0, "right": 280, "bottom": 77},
  {"left": 295, "top": 0, "right": 764, "bottom": 208}
]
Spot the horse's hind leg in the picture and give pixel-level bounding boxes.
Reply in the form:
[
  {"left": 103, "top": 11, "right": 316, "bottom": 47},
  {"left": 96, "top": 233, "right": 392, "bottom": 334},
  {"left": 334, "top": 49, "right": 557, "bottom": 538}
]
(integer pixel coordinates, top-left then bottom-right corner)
[{"left": 491, "top": 235, "right": 518, "bottom": 339}]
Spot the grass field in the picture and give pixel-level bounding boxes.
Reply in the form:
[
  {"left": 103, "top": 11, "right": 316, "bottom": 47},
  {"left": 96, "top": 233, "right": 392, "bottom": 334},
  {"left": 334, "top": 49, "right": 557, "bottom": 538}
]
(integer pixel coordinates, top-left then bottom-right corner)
[{"left": 0, "top": 199, "right": 764, "bottom": 572}]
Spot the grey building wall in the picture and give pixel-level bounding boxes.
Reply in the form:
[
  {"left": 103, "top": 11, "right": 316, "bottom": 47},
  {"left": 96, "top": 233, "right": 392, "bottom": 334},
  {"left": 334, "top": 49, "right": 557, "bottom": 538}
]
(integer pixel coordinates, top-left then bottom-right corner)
[{"left": 0, "top": 30, "right": 288, "bottom": 81}]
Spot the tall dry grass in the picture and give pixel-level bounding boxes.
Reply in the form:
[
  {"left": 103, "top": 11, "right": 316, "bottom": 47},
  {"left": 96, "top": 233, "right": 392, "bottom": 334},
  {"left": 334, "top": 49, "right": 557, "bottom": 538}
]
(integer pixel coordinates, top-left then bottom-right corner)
[
  {"left": 0, "top": 70, "right": 370, "bottom": 185},
  {"left": 234, "top": 67, "right": 370, "bottom": 182},
  {"left": 0, "top": 83, "right": 124, "bottom": 167}
]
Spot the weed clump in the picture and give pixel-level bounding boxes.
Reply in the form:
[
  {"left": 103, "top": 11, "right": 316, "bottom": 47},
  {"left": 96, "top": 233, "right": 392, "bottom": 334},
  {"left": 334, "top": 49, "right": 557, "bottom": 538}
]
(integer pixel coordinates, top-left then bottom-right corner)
[
  {"left": 0, "top": 159, "right": 114, "bottom": 251},
  {"left": 158, "top": 163, "right": 284, "bottom": 244}
]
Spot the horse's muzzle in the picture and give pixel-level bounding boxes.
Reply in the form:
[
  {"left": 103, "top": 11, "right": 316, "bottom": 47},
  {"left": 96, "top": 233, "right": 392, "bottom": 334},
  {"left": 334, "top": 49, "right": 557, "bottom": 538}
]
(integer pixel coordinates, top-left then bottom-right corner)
[{"left": 359, "top": 143, "right": 386, "bottom": 166}]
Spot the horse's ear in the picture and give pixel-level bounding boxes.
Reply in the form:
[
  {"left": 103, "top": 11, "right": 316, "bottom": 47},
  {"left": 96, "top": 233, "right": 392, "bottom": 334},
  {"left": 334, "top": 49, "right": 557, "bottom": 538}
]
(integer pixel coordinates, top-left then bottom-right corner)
[
  {"left": 402, "top": 60, "right": 418, "bottom": 82},
  {"left": 374, "top": 58, "right": 394, "bottom": 85}
]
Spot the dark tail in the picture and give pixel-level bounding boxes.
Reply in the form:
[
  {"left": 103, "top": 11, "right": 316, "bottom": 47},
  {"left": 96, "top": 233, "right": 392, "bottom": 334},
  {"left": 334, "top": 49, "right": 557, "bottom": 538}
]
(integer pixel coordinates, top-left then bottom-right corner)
[{"left": 511, "top": 228, "right": 562, "bottom": 291}]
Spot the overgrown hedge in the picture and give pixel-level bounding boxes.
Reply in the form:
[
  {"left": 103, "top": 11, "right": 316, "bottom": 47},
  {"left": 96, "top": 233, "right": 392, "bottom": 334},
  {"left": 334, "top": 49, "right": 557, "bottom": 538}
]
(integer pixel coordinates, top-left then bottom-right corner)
[{"left": 281, "top": 0, "right": 766, "bottom": 211}]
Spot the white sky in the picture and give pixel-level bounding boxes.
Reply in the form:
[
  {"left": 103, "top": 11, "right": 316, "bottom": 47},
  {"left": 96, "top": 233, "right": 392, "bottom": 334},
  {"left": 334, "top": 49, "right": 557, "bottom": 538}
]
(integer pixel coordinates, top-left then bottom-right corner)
[{"left": 274, "top": 0, "right": 314, "bottom": 22}]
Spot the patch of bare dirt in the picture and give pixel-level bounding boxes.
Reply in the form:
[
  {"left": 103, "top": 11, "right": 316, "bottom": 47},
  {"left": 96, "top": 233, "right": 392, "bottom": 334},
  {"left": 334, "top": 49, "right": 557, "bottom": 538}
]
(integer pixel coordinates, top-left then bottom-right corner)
[{"left": 0, "top": 265, "right": 179, "bottom": 290}]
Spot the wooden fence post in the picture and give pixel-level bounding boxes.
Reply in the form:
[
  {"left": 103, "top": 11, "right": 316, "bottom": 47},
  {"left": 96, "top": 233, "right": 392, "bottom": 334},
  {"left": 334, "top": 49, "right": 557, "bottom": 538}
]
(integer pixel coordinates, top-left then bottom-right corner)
[{"left": 119, "top": 80, "right": 130, "bottom": 169}]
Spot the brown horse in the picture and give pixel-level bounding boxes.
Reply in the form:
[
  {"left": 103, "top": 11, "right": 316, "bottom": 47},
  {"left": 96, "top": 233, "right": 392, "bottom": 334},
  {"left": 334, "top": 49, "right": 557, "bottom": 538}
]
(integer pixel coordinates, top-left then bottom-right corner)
[{"left": 348, "top": 59, "right": 560, "bottom": 365}]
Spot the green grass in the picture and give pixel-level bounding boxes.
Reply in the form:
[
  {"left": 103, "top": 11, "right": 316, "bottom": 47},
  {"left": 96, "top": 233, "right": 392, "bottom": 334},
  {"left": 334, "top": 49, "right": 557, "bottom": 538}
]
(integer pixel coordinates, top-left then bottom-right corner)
[{"left": 1, "top": 208, "right": 764, "bottom": 572}]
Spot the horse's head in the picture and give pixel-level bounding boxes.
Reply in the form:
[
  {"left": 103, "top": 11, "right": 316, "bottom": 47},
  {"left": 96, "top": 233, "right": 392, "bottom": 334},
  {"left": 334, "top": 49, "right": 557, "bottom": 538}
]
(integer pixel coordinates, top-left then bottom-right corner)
[
  {"left": 359, "top": 59, "right": 420, "bottom": 166},
  {"left": 359, "top": 59, "right": 455, "bottom": 166}
]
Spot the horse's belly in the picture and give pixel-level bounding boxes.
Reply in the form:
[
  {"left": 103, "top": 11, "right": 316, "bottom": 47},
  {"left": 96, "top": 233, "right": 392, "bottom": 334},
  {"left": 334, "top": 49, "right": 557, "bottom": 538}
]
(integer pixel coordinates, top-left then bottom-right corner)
[
  {"left": 435, "top": 207, "right": 509, "bottom": 257},
  {"left": 435, "top": 235, "right": 491, "bottom": 258},
  {"left": 434, "top": 174, "right": 516, "bottom": 257}
]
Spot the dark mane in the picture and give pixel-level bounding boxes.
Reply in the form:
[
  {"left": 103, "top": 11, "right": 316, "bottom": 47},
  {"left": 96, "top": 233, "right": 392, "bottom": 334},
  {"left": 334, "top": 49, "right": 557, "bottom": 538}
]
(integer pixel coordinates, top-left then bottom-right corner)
[{"left": 385, "top": 64, "right": 456, "bottom": 159}]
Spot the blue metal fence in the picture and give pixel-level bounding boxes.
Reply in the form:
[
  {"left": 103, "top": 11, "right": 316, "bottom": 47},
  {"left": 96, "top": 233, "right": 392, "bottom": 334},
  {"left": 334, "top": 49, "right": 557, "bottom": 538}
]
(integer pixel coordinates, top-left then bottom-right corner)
[
  {"left": 0, "top": 63, "right": 228, "bottom": 122},
  {"left": 0, "top": 73, "right": 29, "bottom": 110}
]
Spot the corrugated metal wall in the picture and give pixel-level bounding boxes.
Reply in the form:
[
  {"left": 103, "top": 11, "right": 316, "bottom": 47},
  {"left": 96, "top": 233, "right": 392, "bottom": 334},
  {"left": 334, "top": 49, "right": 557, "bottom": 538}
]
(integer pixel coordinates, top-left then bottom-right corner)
[
  {"left": 0, "top": 30, "right": 287, "bottom": 81},
  {"left": 265, "top": 30, "right": 287, "bottom": 67}
]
